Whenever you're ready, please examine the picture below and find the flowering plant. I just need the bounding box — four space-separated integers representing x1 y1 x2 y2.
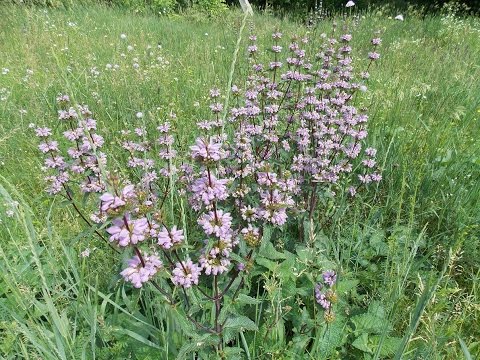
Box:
34 26 382 356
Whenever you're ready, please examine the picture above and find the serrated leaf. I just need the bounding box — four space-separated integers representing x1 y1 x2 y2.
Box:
236 294 262 305
370 335 402 357
336 279 359 294
223 347 244 359
352 333 372 354
277 257 296 281
224 315 258 332
114 328 162 350
262 226 273 244
175 333 218 360
259 240 286 260
315 313 347 357
255 257 278 271
351 302 389 335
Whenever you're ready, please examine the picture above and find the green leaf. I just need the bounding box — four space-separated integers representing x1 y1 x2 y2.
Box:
351 301 388 335
369 229 388 256
277 257 296 281
255 257 278 272
259 241 286 260
370 336 402 357
352 333 372 354
114 328 162 350
336 279 359 294
315 313 347 357
175 333 218 360
223 315 258 332
236 294 262 305
262 225 273 244
223 347 244 359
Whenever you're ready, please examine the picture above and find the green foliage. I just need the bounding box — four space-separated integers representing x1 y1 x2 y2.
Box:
114 0 177 14
194 0 227 16
0 3 479 359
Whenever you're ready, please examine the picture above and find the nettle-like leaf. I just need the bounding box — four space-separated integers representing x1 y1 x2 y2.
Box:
315 312 349 358
259 240 286 260
255 256 278 272
223 314 258 345
368 229 388 256
370 335 402 357
235 293 263 306
336 278 360 295
351 301 391 336
352 333 402 357
223 315 258 332
352 332 371 354
222 347 244 359
175 333 220 360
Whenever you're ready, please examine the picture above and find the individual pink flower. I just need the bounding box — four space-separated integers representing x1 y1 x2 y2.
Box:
190 137 224 162
100 185 135 212
199 252 230 275
198 209 232 238
106 216 149 246
171 259 201 288
157 225 184 249
121 253 163 288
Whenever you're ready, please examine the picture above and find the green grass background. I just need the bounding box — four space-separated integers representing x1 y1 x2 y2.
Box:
0 4 479 359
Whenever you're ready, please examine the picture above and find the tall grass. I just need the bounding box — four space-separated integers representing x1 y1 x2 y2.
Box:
0 3 479 358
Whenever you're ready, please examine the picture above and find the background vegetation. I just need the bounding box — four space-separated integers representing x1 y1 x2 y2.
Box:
0 2 479 359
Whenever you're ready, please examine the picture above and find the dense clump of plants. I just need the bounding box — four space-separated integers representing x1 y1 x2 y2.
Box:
31 21 388 357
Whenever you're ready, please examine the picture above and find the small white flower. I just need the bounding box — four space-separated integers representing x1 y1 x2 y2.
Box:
120 33 127 40
2 68 9 75
204 32 208 36
346 1 355 7
395 14 404 21
136 112 144 119
80 248 91 258
6 210 14 217
127 45 134 52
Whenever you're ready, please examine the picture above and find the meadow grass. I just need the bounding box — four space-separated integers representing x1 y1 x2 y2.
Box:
0 3 479 359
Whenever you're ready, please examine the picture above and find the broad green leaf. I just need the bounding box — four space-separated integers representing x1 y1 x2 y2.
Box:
223 315 258 332
236 294 263 305
352 333 372 354
315 313 348 358
352 302 388 335
259 240 286 260
336 279 359 294
175 333 218 360
223 347 244 359
114 328 162 350
370 336 402 357
255 257 278 272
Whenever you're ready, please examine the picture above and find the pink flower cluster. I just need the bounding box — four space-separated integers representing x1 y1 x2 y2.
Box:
34 29 382 304
34 96 106 194
121 253 163 288
315 270 337 310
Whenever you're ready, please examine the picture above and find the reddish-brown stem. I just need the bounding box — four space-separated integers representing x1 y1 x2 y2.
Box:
133 246 146 267
61 184 120 254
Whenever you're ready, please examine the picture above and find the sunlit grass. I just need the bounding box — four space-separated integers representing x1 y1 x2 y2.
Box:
0 3 479 358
